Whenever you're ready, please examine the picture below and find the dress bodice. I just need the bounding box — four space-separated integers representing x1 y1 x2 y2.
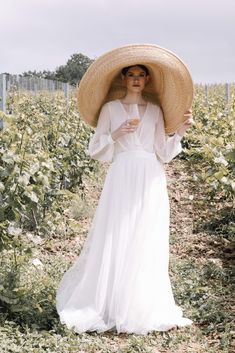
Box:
88 99 182 163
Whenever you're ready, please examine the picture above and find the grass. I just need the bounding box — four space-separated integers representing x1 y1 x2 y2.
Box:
0 159 234 353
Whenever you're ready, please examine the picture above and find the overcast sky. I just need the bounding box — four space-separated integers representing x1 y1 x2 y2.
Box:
0 0 234 83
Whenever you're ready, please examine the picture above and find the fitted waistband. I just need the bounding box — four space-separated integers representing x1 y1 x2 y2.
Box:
113 150 157 162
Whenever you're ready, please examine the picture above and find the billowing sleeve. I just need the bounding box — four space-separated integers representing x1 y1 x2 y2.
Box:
88 103 115 162
154 107 183 163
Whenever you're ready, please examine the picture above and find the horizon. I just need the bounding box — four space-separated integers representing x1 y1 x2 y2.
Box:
0 0 234 84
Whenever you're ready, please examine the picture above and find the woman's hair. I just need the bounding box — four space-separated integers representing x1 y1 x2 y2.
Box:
121 64 149 76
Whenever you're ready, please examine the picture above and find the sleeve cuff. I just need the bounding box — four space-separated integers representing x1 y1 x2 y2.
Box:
174 132 183 142
107 134 115 144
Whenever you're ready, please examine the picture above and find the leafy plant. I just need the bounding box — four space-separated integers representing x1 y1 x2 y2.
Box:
0 92 98 311
0 92 97 239
183 84 235 201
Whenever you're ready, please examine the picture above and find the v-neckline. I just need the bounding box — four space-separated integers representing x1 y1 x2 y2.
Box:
117 99 149 122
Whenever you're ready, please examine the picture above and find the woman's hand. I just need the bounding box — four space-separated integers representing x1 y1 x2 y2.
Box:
177 109 194 137
111 120 139 141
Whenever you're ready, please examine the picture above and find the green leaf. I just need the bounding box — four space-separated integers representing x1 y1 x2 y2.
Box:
24 191 39 203
7 225 22 236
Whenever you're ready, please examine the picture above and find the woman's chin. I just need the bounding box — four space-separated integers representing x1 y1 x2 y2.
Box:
128 87 143 93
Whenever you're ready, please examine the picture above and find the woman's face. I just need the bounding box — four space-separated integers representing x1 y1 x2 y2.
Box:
122 66 149 93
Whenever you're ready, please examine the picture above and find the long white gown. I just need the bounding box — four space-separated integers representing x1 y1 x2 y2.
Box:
56 99 192 334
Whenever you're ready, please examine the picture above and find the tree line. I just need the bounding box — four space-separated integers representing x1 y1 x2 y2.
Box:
22 53 93 86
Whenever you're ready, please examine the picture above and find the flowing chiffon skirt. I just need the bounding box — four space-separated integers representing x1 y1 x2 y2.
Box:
56 150 192 334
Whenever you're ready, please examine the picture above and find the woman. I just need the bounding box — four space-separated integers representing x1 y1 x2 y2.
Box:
56 44 194 334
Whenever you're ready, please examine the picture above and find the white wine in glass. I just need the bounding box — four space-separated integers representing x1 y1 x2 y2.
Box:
128 104 140 126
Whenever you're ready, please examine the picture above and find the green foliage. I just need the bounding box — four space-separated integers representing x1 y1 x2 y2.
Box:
171 257 233 352
0 92 97 241
22 53 93 85
0 249 66 329
55 53 93 85
183 84 235 201
0 91 98 315
22 69 56 80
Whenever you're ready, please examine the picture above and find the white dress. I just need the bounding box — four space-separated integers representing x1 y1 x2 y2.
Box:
56 99 192 334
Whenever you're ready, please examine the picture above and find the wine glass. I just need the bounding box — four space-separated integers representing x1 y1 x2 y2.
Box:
128 104 140 126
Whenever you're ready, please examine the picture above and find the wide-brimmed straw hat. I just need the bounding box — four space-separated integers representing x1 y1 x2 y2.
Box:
77 43 194 134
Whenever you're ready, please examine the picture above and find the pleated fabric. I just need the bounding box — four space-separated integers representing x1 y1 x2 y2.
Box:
56 150 192 334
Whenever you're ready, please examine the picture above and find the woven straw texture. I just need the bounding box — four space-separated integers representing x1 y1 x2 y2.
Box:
77 44 194 134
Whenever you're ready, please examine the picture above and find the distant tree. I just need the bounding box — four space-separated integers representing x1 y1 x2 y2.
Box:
54 53 93 85
22 70 56 80
22 53 93 85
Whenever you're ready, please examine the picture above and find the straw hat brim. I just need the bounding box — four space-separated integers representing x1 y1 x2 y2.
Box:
77 44 194 134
